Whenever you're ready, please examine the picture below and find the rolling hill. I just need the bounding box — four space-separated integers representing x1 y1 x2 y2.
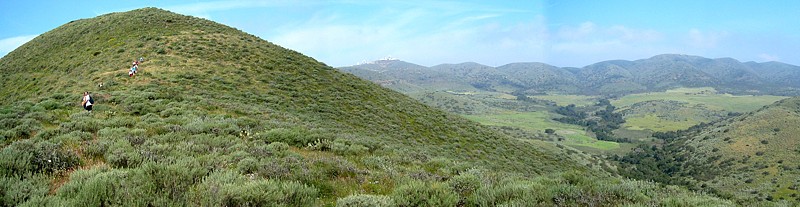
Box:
339 54 800 96
0 7 732 206
617 97 800 204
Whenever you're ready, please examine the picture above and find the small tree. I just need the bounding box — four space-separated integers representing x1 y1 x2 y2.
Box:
545 129 556 135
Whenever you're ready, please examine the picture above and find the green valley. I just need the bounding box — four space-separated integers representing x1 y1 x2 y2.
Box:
340 50 797 206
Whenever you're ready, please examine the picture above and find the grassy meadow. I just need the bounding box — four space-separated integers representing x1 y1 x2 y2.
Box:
613 87 786 113
613 87 786 132
532 94 598 107
464 111 621 151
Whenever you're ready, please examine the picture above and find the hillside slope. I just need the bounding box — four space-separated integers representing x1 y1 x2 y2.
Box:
686 97 800 202
617 97 800 204
0 8 731 206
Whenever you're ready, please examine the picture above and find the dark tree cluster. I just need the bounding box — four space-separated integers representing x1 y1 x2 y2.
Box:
553 100 629 143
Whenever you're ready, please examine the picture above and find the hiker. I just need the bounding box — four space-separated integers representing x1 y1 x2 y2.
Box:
81 92 94 112
129 65 137 77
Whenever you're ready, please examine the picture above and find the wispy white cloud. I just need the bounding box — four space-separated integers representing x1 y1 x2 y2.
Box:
266 2 545 67
550 22 665 59
758 53 780 62
687 28 728 48
0 34 38 58
556 21 596 40
609 25 661 42
165 0 298 20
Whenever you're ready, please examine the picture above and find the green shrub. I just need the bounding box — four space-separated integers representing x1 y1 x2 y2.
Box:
104 116 138 128
548 183 582 206
160 107 183 117
187 170 247 206
257 156 305 180
265 141 290 157
35 99 63 110
17 195 70 207
310 157 359 179
331 139 368 156
32 128 60 140
447 172 481 199
237 157 258 174
56 167 147 206
11 118 42 138
0 174 51 206
138 161 208 203
221 179 319 206
468 179 546 206
31 141 80 174
184 116 240 136
391 181 458 207
105 143 142 168
82 139 108 158
336 194 394 207
60 115 100 133
255 128 317 147
51 131 93 144
0 140 35 176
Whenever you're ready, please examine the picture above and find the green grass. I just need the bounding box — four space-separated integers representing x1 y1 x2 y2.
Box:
613 87 786 113
532 94 598 107
612 87 786 132
624 114 699 132
464 111 620 151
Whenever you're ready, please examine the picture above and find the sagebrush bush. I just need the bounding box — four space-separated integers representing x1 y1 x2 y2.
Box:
266 141 290 157
237 157 258 174
331 139 369 156
448 172 481 199
256 128 316 147
391 181 459 207
17 195 70 207
336 194 395 207
31 141 80 174
32 128 60 140
104 142 142 168
0 174 50 206
468 179 546 206
221 179 319 206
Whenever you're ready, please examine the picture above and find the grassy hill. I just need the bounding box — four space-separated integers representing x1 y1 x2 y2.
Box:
340 60 477 93
0 7 732 206
686 97 800 203
613 87 786 132
616 97 800 204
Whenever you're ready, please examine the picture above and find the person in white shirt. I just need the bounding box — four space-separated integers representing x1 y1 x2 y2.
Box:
81 92 93 112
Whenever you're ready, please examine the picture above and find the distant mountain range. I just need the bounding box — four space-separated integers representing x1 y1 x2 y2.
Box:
339 54 800 96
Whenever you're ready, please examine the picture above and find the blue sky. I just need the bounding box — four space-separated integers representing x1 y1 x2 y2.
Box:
1 0 798 67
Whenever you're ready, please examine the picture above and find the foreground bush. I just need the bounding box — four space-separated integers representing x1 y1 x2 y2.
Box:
391 181 459 207
336 194 394 207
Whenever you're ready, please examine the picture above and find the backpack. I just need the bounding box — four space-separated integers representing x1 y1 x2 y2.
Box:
88 95 94 104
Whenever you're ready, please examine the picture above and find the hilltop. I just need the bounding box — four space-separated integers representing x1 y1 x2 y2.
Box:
0 8 731 206
339 55 800 96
